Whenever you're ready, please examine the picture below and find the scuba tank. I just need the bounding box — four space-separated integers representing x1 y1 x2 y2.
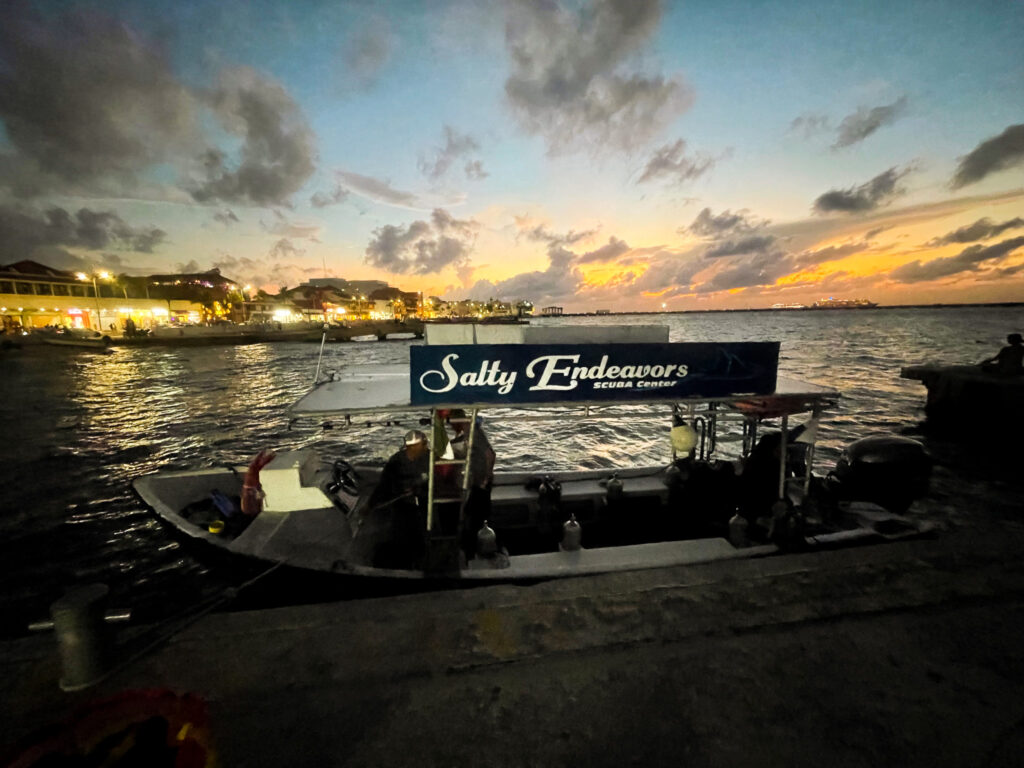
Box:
476 520 497 558
662 463 682 487
561 514 582 551
728 511 749 548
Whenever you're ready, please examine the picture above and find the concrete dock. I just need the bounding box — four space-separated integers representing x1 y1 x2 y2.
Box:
3 523 1024 767
901 364 1024 427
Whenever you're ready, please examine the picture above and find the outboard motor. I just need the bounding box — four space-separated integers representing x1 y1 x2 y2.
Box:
829 435 932 514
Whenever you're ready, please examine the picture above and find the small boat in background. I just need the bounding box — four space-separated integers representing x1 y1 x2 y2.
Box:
39 327 112 351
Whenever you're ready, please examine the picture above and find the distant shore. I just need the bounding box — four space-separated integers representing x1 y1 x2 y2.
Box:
545 301 1024 319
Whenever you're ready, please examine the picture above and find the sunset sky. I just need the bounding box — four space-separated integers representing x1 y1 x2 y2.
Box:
1 0 1022 311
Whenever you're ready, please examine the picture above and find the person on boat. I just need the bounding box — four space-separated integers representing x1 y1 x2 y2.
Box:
369 429 430 510
980 333 1024 374
369 429 430 568
449 409 496 559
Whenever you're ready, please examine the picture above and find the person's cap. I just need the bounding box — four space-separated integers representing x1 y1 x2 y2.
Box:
1009 333 1023 344
449 408 468 420
404 429 427 445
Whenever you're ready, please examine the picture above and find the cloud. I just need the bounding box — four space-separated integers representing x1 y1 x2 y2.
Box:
789 113 830 138
514 216 598 246
462 225 630 303
630 251 704 295
637 139 715 185
890 235 1024 283
575 236 631 264
337 170 420 208
269 238 305 261
213 209 240 226
813 166 913 214
951 123 1024 189
0 204 166 263
698 249 788 292
189 67 316 207
364 209 478 275
984 263 1024 280
310 185 350 208
0 6 201 197
464 160 489 180
342 16 393 88
419 125 485 181
504 0 692 154
467 242 581 304
926 216 1024 246
789 241 868 270
686 208 763 237
704 235 776 259
0 7 316 208
262 211 321 240
208 252 318 291
832 96 907 149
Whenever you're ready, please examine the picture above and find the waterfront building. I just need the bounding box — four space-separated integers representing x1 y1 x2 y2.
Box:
369 287 421 319
0 260 197 333
541 306 563 316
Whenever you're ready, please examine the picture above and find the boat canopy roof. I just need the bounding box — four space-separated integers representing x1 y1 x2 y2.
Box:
290 363 838 417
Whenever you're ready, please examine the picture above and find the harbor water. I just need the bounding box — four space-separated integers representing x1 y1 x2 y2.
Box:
1 307 1022 637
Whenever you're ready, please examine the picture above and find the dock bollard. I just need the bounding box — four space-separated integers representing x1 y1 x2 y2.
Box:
50 583 110 692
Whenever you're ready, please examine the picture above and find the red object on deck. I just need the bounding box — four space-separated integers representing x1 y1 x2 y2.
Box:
240 449 275 516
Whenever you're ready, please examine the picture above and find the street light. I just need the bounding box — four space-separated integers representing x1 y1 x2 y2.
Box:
77 271 110 331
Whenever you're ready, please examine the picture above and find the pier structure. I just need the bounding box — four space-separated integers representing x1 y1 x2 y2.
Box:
3 528 1024 766
901 364 1024 427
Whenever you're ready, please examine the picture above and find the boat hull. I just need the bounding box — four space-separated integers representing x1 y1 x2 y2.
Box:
134 457 934 591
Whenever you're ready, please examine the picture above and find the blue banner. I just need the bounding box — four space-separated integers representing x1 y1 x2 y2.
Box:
409 342 779 406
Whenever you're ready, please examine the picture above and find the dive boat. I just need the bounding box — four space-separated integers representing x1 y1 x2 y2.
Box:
133 325 934 587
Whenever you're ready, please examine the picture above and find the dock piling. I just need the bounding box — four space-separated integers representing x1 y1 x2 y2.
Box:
50 583 111 692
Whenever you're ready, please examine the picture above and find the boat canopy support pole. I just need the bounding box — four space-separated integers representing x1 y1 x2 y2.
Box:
312 324 328 385
777 414 788 501
426 408 437 532
458 408 479 532
802 406 821 496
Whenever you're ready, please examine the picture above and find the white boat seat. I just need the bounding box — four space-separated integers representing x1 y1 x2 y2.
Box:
259 450 329 512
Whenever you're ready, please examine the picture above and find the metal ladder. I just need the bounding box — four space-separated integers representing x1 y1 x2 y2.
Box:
424 408 478 566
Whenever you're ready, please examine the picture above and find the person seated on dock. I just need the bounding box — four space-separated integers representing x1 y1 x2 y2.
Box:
979 333 1024 375
368 430 430 567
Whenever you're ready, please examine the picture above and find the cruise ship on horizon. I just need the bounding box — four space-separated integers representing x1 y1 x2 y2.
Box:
807 297 878 309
